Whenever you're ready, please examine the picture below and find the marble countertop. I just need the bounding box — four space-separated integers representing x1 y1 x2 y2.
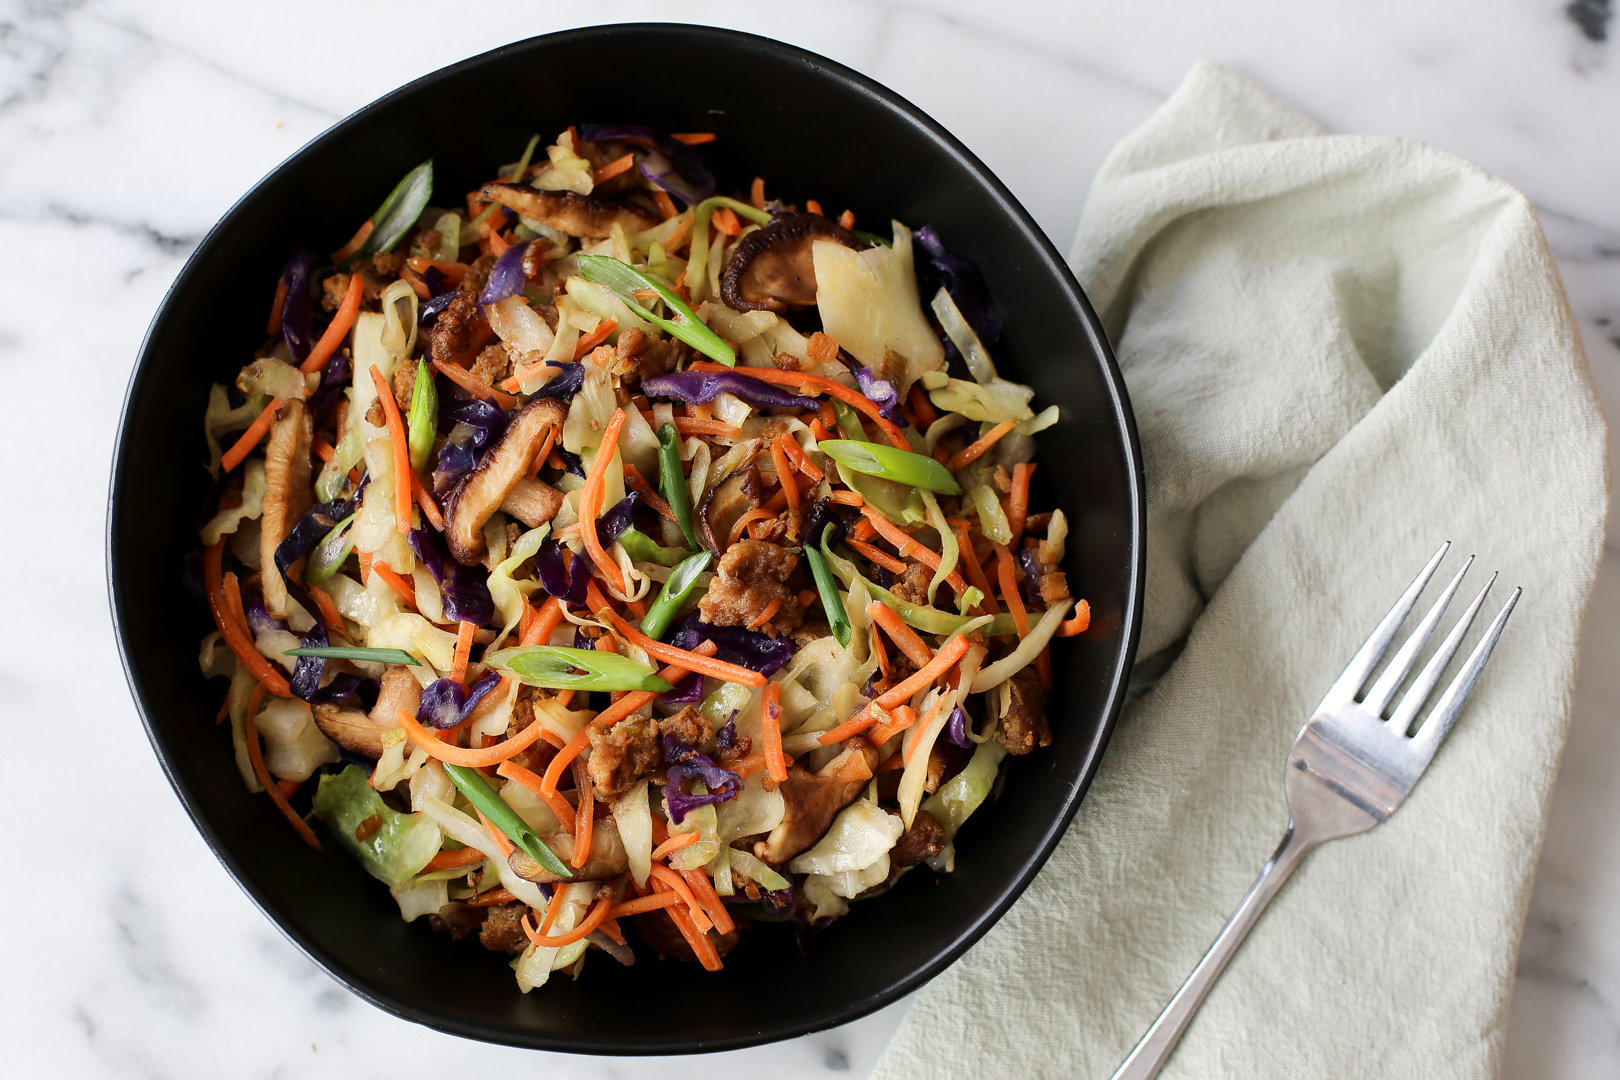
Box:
3 1 1615 1076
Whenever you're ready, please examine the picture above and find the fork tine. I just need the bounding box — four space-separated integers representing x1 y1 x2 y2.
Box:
1360 555 1475 717
1323 542 1451 705
1386 572 1496 734
1407 586 1521 761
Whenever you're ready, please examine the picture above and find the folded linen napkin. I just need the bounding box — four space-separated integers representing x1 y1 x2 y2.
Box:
871 62 1607 1079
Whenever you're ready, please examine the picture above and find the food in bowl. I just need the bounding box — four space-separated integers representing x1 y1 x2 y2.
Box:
192 124 1088 991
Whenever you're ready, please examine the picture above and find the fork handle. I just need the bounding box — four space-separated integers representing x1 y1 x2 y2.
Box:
1108 824 1318 1080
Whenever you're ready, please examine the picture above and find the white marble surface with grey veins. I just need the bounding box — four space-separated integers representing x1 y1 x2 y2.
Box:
1 1 1616 1076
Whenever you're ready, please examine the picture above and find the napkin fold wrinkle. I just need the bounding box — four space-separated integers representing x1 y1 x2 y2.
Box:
871 62 1607 1080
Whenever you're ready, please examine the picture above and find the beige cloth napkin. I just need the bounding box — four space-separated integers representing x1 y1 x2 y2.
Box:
870 62 1607 1079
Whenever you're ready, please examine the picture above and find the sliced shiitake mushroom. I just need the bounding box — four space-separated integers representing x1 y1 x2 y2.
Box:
506 818 628 883
260 398 312 620
719 212 865 314
312 665 422 757
480 183 659 239
443 396 567 565
499 476 564 530
698 465 765 554
753 739 879 865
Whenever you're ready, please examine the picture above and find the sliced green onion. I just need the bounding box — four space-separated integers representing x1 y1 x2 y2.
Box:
851 229 892 248
619 527 691 568
808 526 852 647
442 763 573 879
406 359 438 472
357 160 434 260
303 512 357 586
484 645 673 692
640 550 712 642
687 197 773 302
867 580 1013 637
819 439 962 496
283 646 421 666
576 254 736 367
831 399 868 442
658 422 702 551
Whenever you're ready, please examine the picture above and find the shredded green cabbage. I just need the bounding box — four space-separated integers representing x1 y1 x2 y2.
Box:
312 765 442 887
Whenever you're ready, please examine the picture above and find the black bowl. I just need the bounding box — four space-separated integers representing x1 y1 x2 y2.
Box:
108 23 1144 1055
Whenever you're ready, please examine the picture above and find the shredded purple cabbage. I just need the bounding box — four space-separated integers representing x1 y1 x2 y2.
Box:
308 673 378 707
421 266 449 297
534 536 590 606
915 225 1002 349
529 360 584 402
577 126 717 206
410 528 496 626
478 240 530 306
714 713 739 754
279 248 317 365
661 738 741 823
419 291 459 326
416 671 502 729
669 611 795 676
432 436 478 498
268 488 367 701
802 496 847 553
433 396 510 496
659 672 704 705
555 447 585 477
641 370 819 412
243 589 285 635
442 396 509 450
573 625 593 650
944 707 972 748
596 492 640 549
872 565 896 589
1017 545 1043 608
308 351 351 432
855 367 900 419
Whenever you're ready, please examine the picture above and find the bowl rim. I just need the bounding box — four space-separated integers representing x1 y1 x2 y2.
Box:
107 21 1145 1055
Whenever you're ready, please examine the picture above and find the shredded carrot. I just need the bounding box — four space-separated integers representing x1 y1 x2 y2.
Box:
622 463 677 521
311 434 335 463
411 473 445 530
521 595 566 647
304 582 344 632
303 272 363 374
775 432 822 483
867 601 933 668
205 545 292 697
681 868 735 935
954 521 1000 616
945 420 1018 474
592 152 635 185
848 537 908 575
331 218 374 263
761 682 788 782
432 357 519 409
650 831 700 860
398 265 431 299
769 436 799 511
496 761 575 832
571 757 595 869
216 690 231 724
838 209 856 230
653 189 679 220
609 891 682 918
573 318 617 361
806 332 840 364
711 207 741 236
589 641 719 728
451 621 476 685
649 865 713 933
368 365 414 534
828 489 865 507
995 543 1031 638
860 507 971 595
746 599 782 631
596 607 767 688
806 199 824 216
530 424 558 479
220 398 285 473
357 549 373 584
405 257 469 283
597 915 626 944
670 132 717 145
396 707 549 768
642 411 745 439
422 846 488 873
869 704 917 747
539 884 567 936
538 727 567 750
477 808 516 859
1056 599 1092 637
729 507 774 548
851 516 876 542
1036 645 1052 693
527 896 612 948
904 694 953 764
1008 463 1035 543
266 275 289 336
876 752 905 772
244 694 322 850
370 560 416 608
540 726 592 797
579 408 629 594
466 887 519 907
689 361 910 450
749 177 766 209
818 633 972 744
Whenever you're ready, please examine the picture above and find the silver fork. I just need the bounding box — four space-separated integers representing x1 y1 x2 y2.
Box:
1109 542 1521 1080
